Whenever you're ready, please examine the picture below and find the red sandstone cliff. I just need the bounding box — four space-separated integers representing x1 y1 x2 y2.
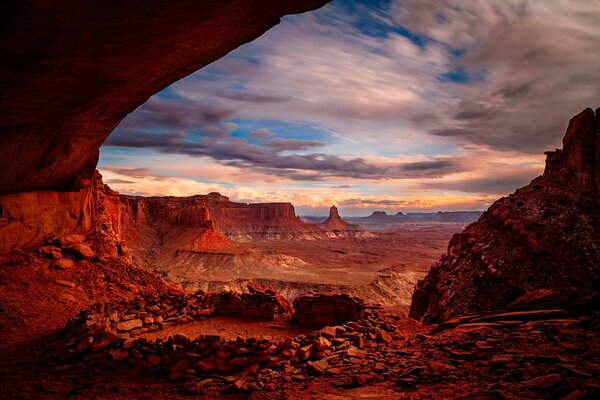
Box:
409 108 600 323
177 207 238 253
119 193 315 243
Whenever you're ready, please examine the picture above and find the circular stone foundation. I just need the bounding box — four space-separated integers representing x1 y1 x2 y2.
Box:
64 287 399 381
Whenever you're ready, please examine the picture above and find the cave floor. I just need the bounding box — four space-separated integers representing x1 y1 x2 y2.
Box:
130 315 313 342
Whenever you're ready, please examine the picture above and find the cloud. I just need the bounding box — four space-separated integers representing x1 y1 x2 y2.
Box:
100 0 599 210
251 128 274 138
265 138 326 152
331 184 352 189
107 115 468 181
100 165 493 214
392 0 600 151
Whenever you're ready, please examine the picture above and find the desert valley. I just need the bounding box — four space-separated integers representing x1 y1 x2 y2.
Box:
1 1 599 399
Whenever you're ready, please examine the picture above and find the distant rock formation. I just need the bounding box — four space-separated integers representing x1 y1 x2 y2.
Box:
410 108 600 323
320 206 373 238
322 206 351 230
120 194 317 242
367 211 390 219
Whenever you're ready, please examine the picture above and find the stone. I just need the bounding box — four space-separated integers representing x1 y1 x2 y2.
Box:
59 234 86 248
170 359 190 373
376 330 392 344
147 354 162 366
244 364 260 374
110 349 129 362
89 333 118 352
55 279 76 288
352 374 374 387
522 374 562 389
282 348 297 357
320 326 337 339
314 336 331 351
54 258 74 270
59 293 76 303
116 319 143 332
308 359 330 374
169 371 185 381
198 359 218 372
69 244 95 259
39 245 62 259
75 336 94 353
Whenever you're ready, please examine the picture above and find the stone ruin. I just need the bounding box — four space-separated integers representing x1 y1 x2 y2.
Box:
63 287 400 380
292 293 365 327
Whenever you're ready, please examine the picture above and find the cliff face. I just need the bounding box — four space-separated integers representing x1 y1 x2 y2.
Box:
0 185 97 252
409 108 600 323
0 0 330 196
119 193 312 242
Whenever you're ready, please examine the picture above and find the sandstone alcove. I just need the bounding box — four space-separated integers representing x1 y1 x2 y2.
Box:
0 0 330 196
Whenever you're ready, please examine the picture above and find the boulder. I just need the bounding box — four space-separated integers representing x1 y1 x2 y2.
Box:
69 244 95 259
115 319 143 332
59 234 86 248
54 258 74 270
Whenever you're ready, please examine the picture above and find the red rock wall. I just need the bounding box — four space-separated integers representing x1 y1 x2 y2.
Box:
0 0 330 196
0 185 96 253
119 194 312 237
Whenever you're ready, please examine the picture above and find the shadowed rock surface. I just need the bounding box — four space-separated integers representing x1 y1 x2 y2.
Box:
0 0 330 195
410 108 600 323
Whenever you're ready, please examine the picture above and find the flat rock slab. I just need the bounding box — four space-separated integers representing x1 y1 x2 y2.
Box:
116 319 143 332
55 279 76 288
522 373 562 389
470 309 567 323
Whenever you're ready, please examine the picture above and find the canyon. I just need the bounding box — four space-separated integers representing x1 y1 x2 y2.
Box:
1 109 598 399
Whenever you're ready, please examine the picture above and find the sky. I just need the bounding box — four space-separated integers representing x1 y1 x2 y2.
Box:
98 0 600 216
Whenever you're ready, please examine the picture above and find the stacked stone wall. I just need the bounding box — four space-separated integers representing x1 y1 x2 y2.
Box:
64 289 399 380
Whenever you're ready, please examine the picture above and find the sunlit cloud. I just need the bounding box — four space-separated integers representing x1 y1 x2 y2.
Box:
99 0 600 213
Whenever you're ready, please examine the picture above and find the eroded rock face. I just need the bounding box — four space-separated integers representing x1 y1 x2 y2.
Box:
409 108 600 323
0 182 97 252
0 0 330 195
178 207 239 253
120 193 313 243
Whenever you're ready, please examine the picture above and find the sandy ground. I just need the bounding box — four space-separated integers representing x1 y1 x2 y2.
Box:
257 226 457 275
135 315 313 341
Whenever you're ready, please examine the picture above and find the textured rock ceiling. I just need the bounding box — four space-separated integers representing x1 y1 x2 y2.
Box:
0 0 329 195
